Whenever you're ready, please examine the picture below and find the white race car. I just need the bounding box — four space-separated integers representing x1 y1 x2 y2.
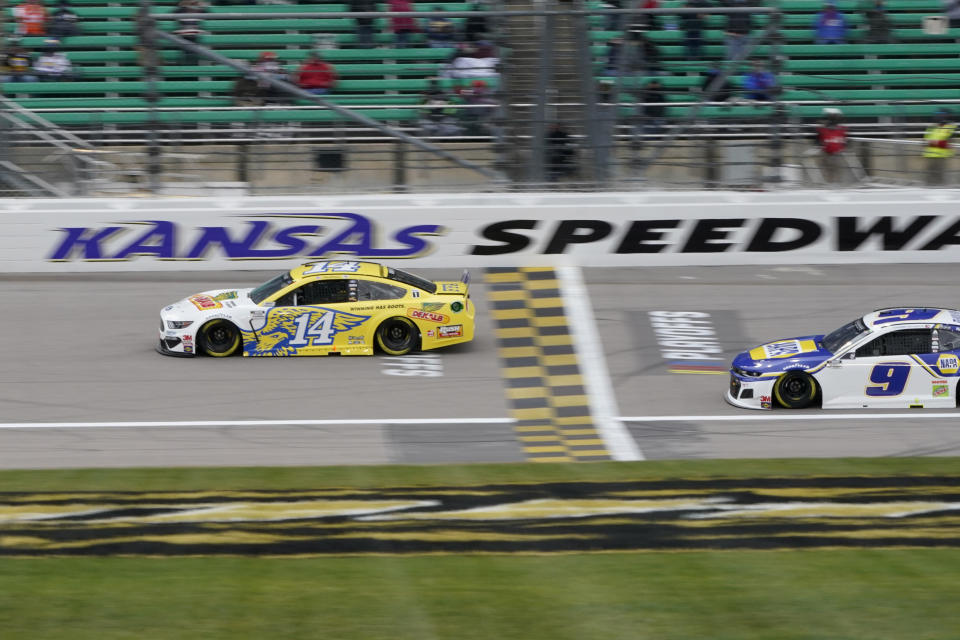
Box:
727 307 960 410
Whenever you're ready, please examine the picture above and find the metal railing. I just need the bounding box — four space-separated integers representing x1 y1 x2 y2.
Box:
4 0 960 195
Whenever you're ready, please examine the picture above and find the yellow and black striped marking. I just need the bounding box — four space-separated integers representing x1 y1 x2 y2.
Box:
3 475 960 556
485 267 610 462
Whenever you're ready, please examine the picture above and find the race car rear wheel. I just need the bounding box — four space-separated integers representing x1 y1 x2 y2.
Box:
376 317 419 356
773 371 817 409
199 319 241 357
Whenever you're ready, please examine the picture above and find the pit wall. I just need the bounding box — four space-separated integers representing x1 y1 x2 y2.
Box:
3 190 960 273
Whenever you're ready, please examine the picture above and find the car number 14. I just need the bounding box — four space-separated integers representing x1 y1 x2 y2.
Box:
290 313 335 346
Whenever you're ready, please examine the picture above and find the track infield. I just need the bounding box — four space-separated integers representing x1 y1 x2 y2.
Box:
2 458 960 640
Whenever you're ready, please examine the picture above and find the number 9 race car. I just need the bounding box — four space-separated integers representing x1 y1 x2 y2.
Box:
157 261 474 357
727 307 960 410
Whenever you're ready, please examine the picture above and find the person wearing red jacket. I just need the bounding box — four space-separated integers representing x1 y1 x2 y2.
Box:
389 0 418 48
296 53 338 95
815 108 851 184
13 0 48 36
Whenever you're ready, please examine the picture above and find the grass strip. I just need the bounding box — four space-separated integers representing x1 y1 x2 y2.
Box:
1 457 959 491
2 550 960 640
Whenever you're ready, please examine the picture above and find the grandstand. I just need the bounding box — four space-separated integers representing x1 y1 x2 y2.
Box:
1 0 959 193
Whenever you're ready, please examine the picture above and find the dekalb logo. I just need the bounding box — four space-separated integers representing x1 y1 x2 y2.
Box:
408 309 449 324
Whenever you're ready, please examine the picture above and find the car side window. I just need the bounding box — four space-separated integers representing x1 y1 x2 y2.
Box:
276 279 353 306
856 329 932 358
356 279 406 301
937 328 960 352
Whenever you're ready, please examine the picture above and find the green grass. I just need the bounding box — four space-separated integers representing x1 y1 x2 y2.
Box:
2 456 960 491
2 551 959 639
2 458 960 639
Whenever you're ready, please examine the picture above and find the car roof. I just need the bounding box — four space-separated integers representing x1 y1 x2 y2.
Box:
289 260 384 281
862 307 960 330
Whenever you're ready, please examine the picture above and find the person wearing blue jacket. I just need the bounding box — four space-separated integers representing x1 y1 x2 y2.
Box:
814 2 848 44
742 60 777 101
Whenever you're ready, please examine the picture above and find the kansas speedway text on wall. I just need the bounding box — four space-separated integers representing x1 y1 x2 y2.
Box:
4 190 960 272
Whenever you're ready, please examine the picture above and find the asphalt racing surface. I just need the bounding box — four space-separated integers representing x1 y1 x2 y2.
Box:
1 264 959 469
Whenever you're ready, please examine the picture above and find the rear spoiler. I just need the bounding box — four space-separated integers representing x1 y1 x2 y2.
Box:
461 269 470 285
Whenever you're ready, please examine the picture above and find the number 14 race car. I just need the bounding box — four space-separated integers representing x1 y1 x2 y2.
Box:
158 261 474 357
727 308 960 410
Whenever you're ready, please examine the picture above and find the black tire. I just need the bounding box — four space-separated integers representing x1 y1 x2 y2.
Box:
773 371 817 409
376 317 419 356
198 319 241 357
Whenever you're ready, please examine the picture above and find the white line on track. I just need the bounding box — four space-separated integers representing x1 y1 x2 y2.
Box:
556 264 644 461
621 413 960 422
0 418 515 430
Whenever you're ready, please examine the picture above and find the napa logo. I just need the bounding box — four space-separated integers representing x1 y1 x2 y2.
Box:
749 339 818 361
937 354 959 374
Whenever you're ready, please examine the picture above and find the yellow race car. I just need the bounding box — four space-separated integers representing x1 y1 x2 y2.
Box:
157 260 474 357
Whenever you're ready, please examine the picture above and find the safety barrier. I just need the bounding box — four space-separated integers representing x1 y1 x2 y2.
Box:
3 190 960 272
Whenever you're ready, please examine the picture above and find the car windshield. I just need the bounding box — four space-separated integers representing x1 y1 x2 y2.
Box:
385 267 437 294
822 317 869 353
249 271 293 304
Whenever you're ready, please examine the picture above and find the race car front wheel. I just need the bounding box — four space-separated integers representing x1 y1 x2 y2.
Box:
773 371 817 409
376 317 419 356
199 320 241 357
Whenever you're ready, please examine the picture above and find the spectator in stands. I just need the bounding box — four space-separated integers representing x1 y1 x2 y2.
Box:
924 109 957 186
252 51 289 102
628 0 660 36
463 2 490 42
389 0 419 49
1 46 37 82
426 7 457 47
13 0 47 37
443 44 499 80
604 0 622 32
604 37 627 75
640 78 668 134
815 108 850 183
701 64 734 103
47 2 80 41
630 32 664 75
419 81 461 136
945 0 960 29
349 0 377 49
457 79 498 136
723 0 752 61
173 0 207 65
863 0 894 44
233 74 263 107
742 60 777 101
681 0 713 60
546 123 577 182
33 47 74 81
296 53 338 95
814 2 848 45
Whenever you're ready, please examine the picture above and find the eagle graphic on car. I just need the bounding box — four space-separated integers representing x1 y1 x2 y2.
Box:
241 307 370 356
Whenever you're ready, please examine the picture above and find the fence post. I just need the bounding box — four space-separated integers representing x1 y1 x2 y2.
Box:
138 0 163 194
393 140 408 192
